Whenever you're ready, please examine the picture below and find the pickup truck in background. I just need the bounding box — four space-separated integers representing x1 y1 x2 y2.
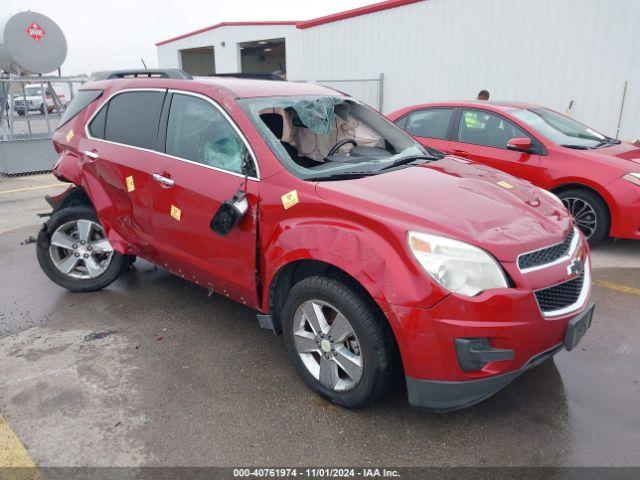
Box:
13 83 66 115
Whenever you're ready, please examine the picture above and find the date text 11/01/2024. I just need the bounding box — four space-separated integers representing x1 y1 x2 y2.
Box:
233 468 400 477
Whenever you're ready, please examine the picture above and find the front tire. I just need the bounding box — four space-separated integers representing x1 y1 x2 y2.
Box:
282 275 397 408
557 188 609 246
37 207 126 292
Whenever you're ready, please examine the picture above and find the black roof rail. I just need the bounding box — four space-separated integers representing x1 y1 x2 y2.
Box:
101 69 193 80
209 73 284 81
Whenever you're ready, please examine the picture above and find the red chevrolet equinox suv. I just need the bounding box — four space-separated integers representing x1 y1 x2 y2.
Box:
37 70 594 411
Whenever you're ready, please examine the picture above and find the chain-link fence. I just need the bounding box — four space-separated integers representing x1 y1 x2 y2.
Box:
0 76 87 179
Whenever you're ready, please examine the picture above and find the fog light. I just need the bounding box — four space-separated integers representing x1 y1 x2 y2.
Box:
454 338 515 372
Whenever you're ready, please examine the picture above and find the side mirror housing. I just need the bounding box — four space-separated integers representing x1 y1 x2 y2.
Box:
210 190 249 236
506 137 534 153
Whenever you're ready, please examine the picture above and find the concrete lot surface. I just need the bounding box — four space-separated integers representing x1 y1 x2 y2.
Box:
0 174 639 467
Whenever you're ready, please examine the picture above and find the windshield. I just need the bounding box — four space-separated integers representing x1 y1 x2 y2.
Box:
511 107 609 149
238 95 439 180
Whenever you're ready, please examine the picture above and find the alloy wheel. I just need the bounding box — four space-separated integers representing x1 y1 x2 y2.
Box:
561 197 597 239
292 299 363 391
48 219 114 279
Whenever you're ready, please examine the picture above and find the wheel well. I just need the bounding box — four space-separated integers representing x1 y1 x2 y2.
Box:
551 183 610 215
55 187 94 212
268 259 403 376
269 260 382 331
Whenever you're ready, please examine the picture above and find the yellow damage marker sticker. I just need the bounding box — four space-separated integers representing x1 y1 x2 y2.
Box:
281 190 299 210
170 205 182 221
497 180 514 189
0 415 39 471
126 176 135 192
65 129 74 142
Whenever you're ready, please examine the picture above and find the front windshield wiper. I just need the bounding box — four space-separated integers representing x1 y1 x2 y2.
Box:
307 171 382 181
308 152 440 181
423 146 446 159
379 154 439 170
560 144 592 150
594 137 622 148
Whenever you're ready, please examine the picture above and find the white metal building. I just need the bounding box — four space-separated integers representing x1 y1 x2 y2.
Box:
156 0 640 140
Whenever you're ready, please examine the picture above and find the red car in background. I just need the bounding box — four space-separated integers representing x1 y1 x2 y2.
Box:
389 102 640 245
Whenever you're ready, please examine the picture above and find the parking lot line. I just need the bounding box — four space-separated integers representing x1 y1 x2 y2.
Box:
0 415 37 468
593 279 640 297
0 184 65 195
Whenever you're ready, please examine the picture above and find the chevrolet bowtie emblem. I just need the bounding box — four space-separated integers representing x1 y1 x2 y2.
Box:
567 257 584 277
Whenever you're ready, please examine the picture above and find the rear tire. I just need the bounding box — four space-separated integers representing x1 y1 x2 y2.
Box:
557 188 609 246
37 207 126 292
282 275 397 408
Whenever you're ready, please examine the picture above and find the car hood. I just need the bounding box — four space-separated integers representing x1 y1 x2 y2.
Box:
315 157 573 262
580 141 640 167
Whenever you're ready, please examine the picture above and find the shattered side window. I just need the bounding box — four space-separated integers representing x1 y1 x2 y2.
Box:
166 93 246 175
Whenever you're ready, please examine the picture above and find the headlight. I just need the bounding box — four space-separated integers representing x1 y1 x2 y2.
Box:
407 231 509 296
623 173 640 187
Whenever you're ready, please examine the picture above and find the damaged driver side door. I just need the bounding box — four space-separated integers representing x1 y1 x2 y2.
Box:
149 91 260 308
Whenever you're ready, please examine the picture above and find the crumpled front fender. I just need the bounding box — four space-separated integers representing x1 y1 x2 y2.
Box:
261 220 448 318
261 221 448 370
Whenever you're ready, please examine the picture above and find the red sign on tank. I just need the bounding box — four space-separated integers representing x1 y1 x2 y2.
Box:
26 22 46 42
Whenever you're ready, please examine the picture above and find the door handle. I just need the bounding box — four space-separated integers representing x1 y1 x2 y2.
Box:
83 150 98 160
152 173 175 187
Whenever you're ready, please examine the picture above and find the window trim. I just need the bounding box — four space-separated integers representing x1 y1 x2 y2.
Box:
85 87 260 181
398 106 457 141
453 107 547 155
86 87 167 150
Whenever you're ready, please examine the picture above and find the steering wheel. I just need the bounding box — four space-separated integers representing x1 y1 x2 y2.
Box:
326 139 358 157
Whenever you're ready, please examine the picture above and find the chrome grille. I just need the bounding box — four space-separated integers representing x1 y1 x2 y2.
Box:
518 228 575 271
535 271 585 314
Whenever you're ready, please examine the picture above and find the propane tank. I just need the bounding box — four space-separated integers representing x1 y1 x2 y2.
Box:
0 11 67 75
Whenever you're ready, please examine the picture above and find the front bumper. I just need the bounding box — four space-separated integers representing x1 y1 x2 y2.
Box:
389 265 593 410
403 301 594 411
406 343 563 412
607 176 640 239
406 301 594 411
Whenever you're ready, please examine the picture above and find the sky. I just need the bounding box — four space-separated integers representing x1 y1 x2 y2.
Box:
3 0 374 76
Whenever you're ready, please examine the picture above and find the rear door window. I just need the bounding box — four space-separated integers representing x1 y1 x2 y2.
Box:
58 89 102 127
403 108 454 140
165 93 249 175
101 91 165 150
